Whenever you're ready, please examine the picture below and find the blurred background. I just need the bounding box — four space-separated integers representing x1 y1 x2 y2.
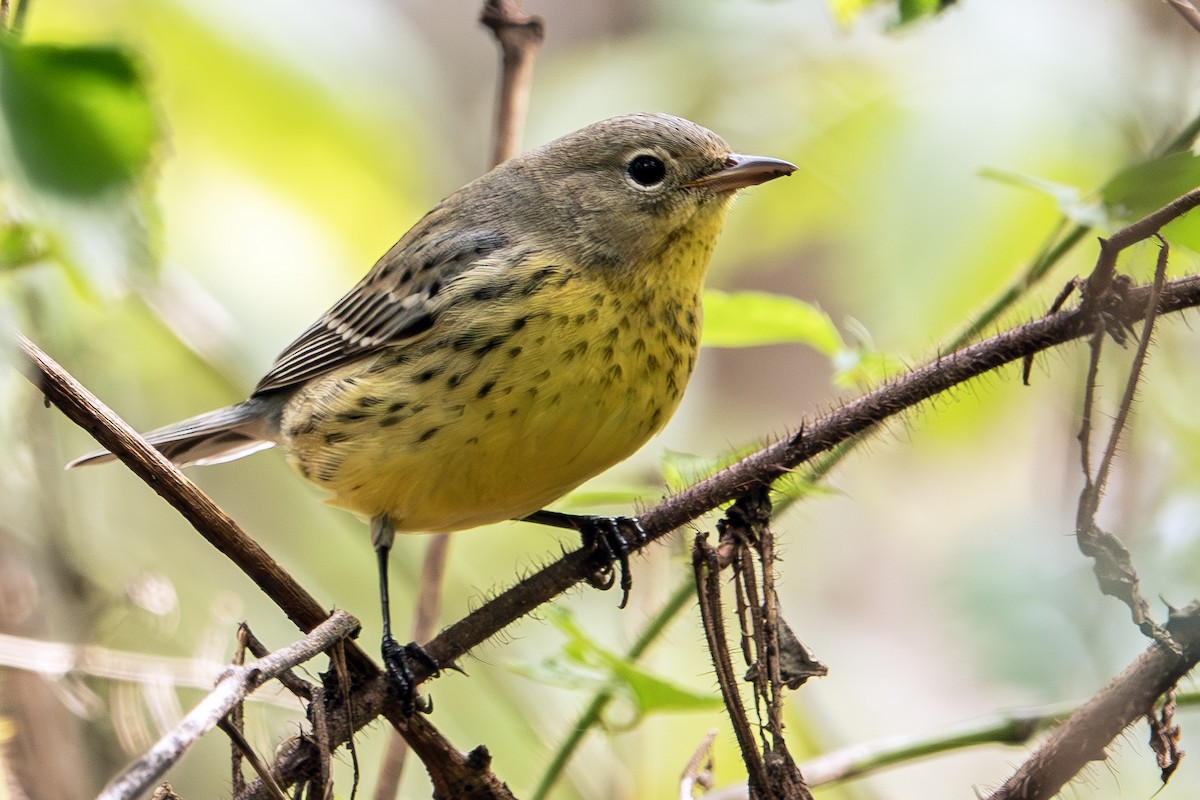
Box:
3 0 1200 797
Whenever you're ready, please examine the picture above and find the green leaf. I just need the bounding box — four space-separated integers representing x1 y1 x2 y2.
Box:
605 657 722 714
554 485 656 510
0 40 156 195
529 608 720 718
1102 152 1200 220
702 289 844 355
661 446 750 492
0 221 49 269
897 0 945 24
833 348 905 388
979 167 1107 228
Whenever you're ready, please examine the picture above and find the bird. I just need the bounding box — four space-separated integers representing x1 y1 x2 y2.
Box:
70 112 796 711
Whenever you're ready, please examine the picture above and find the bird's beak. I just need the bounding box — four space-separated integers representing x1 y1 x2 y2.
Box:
685 153 797 192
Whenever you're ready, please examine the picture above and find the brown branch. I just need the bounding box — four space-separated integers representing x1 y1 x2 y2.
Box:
1165 0 1200 34
217 717 287 800
13 331 366 658
1072 240 1172 640
985 602 1200 800
694 533 767 794
481 0 544 166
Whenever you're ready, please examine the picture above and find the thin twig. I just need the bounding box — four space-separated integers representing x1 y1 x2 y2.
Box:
309 685 333 800
218 717 288 800
97 610 359 800
679 729 718 799
693 534 768 794
1072 240 1173 641
1094 238 1168 496
0 631 296 707
230 626 249 796
481 0 544 166
240 623 314 701
1165 0 1200 34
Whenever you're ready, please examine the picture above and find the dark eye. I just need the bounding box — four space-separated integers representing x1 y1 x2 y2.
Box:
627 154 667 187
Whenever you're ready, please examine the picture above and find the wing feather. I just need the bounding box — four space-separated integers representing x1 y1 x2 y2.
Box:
253 225 509 395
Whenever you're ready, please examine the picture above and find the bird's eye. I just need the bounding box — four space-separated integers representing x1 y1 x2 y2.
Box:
626 154 667 187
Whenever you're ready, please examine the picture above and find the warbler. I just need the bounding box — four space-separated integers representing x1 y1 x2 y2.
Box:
72 113 795 709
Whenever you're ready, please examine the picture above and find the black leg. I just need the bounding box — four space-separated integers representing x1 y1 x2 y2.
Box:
520 509 648 607
372 515 438 715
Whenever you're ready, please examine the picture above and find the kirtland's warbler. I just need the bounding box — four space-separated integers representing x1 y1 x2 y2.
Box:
72 113 795 710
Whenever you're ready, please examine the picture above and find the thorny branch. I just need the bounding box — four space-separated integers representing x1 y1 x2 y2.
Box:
1073 237 1173 642
480 0 543 166
715 490 812 800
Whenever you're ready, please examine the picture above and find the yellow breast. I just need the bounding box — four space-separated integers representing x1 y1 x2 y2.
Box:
278 214 722 532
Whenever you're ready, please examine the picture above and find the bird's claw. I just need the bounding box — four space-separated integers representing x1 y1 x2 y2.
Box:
576 515 647 608
381 635 439 715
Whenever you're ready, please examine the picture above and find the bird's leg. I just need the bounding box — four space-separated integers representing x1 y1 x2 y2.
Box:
371 514 439 715
521 509 648 608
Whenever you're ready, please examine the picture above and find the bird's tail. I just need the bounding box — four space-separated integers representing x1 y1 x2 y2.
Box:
67 399 276 469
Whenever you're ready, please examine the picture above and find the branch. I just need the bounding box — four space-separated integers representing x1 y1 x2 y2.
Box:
985 602 1200 800
1165 0 1200 35
480 0 544 166
97 610 359 800
12 331 367 660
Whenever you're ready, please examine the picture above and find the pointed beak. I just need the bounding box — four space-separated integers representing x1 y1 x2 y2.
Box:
685 153 797 192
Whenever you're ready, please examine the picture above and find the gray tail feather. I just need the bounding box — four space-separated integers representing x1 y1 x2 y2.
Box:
67 400 276 469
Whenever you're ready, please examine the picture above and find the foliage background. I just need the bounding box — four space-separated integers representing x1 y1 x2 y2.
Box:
2 0 1200 798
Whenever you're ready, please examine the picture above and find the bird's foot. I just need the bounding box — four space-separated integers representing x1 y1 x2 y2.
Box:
381 635 439 715
575 515 648 608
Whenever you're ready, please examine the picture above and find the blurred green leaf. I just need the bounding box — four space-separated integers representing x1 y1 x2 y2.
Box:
897 0 947 24
661 447 745 492
0 40 156 195
1102 152 1200 218
979 167 1108 228
1102 152 1200 252
702 289 844 354
0 221 48 269
833 348 905 388
556 485 657 510
525 608 720 718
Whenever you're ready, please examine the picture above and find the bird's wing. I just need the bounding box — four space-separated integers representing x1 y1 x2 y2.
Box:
253 225 510 395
